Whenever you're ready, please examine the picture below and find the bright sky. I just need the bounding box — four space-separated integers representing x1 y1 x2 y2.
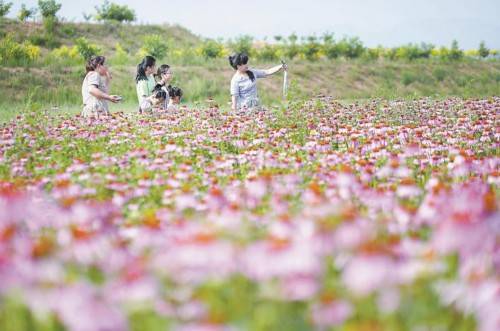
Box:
8 0 500 48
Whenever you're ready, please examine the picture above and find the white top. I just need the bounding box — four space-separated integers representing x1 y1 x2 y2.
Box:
230 69 267 109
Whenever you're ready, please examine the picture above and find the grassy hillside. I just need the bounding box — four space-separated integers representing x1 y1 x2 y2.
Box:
0 19 499 123
0 19 201 53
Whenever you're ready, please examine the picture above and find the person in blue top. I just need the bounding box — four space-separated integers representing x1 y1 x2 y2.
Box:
229 53 286 112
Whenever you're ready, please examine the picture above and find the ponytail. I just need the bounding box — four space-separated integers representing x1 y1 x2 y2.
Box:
228 53 255 82
136 56 156 83
156 64 171 82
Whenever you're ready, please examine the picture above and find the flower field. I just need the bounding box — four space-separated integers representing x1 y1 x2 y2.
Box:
0 97 498 331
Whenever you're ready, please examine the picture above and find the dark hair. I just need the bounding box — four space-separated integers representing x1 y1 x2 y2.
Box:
228 53 254 81
136 56 156 83
167 85 183 98
151 84 167 100
86 55 106 73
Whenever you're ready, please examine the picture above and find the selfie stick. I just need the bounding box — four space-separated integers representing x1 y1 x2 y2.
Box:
281 60 288 100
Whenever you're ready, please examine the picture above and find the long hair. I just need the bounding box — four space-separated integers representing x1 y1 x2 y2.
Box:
156 64 171 81
228 53 255 81
136 56 156 83
86 55 105 74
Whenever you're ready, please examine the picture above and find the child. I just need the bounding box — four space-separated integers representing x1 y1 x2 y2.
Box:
167 86 183 111
81 55 121 118
136 56 157 110
139 84 167 113
156 64 173 108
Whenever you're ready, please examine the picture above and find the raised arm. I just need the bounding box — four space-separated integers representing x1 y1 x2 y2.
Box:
263 63 287 76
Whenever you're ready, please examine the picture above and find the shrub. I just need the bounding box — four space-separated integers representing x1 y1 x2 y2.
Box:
51 45 79 60
0 35 41 65
282 33 300 60
110 43 129 65
401 72 416 86
198 39 225 59
141 34 168 59
18 4 37 22
0 1 12 17
28 33 60 48
95 0 136 23
256 44 280 61
43 16 57 33
478 41 489 58
394 43 434 61
302 36 321 61
337 37 365 59
364 47 383 60
324 40 341 59
75 37 101 61
433 68 447 82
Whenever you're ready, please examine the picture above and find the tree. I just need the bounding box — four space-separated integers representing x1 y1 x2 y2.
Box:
95 1 136 23
448 40 463 61
82 12 93 22
0 1 12 17
38 0 61 33
478 41 490 58
38 0 61 19
18 4 37 22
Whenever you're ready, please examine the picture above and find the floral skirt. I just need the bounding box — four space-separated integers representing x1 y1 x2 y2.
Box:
82 98 109 118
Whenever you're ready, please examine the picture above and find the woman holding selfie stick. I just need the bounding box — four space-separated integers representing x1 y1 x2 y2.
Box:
81 55 121 118
229 52 287 112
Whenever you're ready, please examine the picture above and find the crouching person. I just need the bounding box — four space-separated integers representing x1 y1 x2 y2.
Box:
139 84 168 113
167 86 183 111
81 55 121 118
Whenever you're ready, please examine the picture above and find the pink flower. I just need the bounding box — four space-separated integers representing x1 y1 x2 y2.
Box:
311 300 353 328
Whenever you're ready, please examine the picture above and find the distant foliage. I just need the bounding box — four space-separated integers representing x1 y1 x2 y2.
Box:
38 0 61 34
82 12 93 22
18 4 37 22
255 44 281 61
198 39 225 59
141 34 168 59
322 33 341 59
302 36 321 61
0 1 12 17
478 41 489 58
0 34 41 65
283 33 301 60
448 40 464 61
337 37 365 59
38 0 61 19
392 43 434 61
229 35 254 55
51 45 79 60
110 43 129 65
75 37 101 61
95 1 136 23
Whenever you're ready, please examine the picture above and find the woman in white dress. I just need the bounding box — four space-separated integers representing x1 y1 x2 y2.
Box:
81 55 120 118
